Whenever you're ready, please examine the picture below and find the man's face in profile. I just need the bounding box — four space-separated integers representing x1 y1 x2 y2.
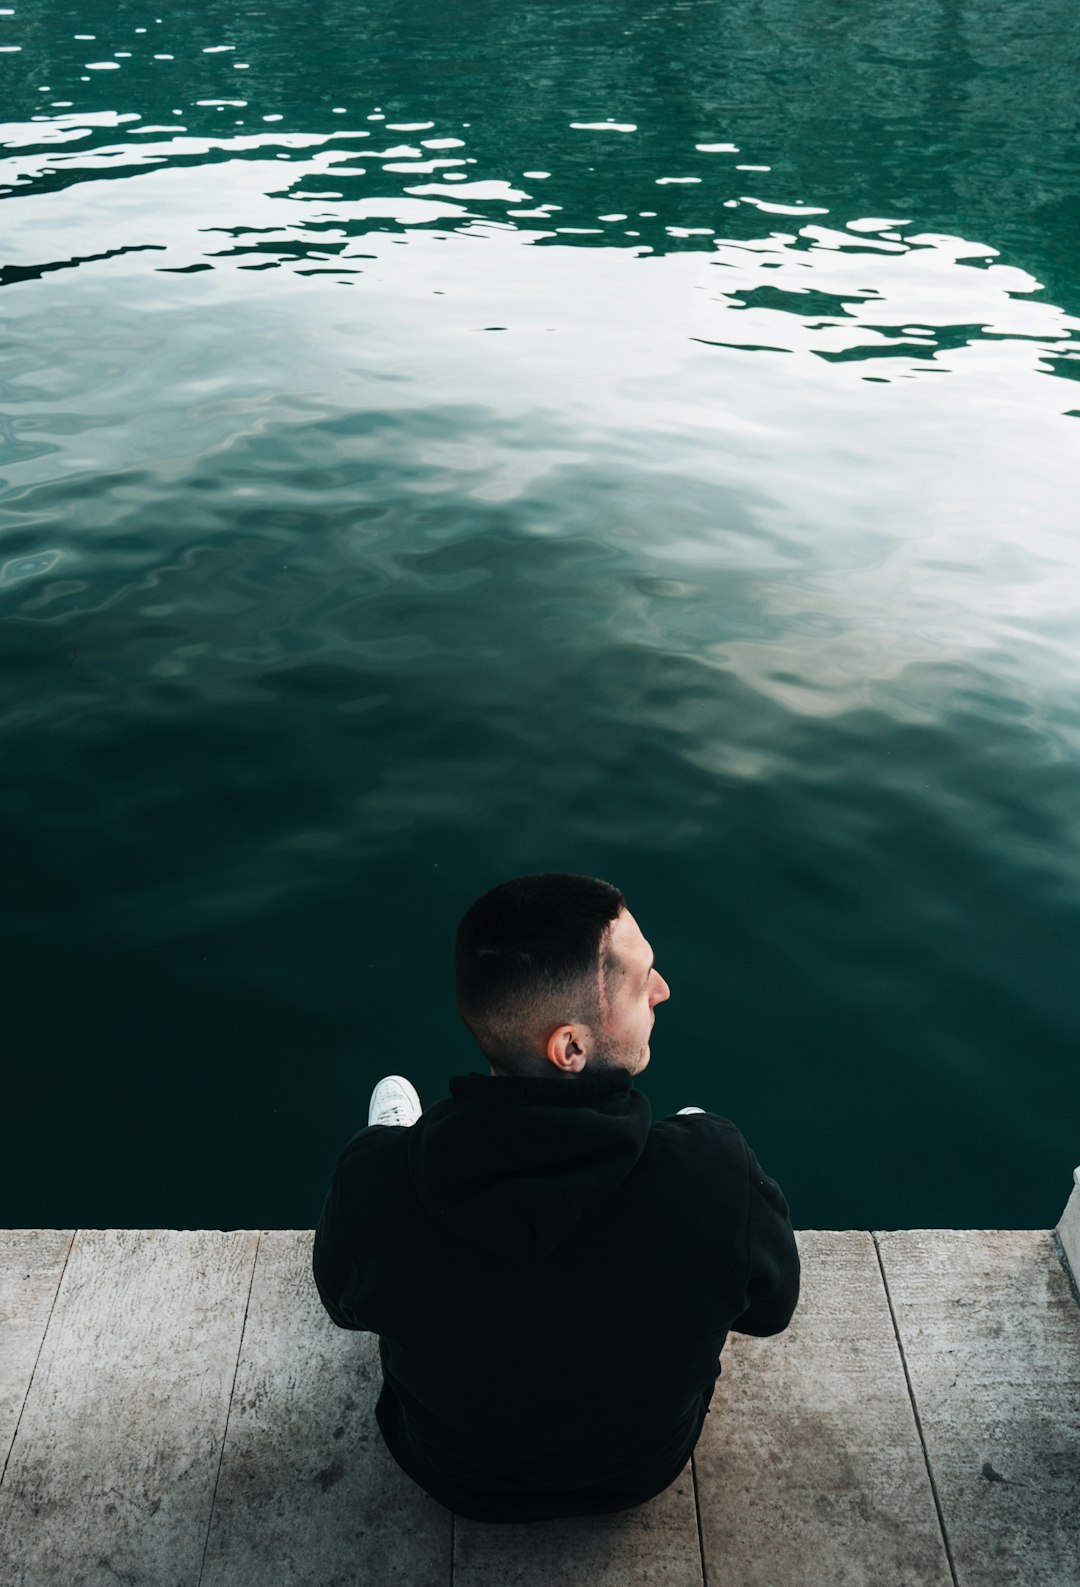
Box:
589 909 671 1076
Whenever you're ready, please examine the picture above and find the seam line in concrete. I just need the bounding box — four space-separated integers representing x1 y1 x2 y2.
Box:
872 1232 959 1587
691 1451 709 1587
196 1230 261 1587
0 1228 75 1494
449 1508 455 1587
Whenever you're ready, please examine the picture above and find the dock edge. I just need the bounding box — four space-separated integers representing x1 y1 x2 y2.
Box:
1055 1165 1080 1294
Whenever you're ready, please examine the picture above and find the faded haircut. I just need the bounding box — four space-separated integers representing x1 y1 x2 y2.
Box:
454 872 626 1073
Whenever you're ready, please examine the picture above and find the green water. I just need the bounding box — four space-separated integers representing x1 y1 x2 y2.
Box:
2 0 1079 1231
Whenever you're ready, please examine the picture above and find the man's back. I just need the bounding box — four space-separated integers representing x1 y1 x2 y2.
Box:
313 1067 799 1522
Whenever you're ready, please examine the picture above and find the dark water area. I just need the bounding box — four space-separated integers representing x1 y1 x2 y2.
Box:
2 0 1079 1231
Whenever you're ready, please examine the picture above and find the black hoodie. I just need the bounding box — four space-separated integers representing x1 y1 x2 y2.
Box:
312 1069 799 1522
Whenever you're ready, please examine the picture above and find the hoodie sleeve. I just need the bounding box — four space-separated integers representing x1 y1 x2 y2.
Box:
730 1141 800 1337
312 1152 367 1331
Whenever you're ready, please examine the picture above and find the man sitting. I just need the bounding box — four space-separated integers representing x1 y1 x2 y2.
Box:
313 871 800 1523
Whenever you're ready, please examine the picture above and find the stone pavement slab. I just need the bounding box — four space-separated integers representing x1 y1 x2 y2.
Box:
201 1229 451 1587
0 1228 258 1587
694 1230 953 1587
0 1229 72 1478
877 1230 1080 1587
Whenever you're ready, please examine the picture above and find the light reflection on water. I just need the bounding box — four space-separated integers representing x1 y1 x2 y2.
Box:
1 0 1079 1231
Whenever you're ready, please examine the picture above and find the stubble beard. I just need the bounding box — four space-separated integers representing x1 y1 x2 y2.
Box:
584 1036 646 1076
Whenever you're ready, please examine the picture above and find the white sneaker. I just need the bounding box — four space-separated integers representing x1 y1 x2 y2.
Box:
676 1106 705 1115
368 1074 423 1128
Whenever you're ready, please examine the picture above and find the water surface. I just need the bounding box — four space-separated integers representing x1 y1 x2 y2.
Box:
2 0 1079 1230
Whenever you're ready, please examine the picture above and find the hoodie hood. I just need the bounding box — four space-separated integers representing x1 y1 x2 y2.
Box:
407 1069 652 1265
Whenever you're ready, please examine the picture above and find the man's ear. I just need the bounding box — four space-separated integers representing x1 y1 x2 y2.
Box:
544 1024 588 1073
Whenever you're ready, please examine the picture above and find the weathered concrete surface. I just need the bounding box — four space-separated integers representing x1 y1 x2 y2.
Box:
878 1230 1080 1587
2 1227 1078 1587
1056 1167 1080 1287
0 1229 72 1479
695 1230 953 1587
201 1230 451 1587
454 1463 702 1587
0 1228 258 1587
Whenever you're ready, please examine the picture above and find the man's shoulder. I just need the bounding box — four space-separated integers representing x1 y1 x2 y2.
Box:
651 1109 747 1143
646 1110 751 1177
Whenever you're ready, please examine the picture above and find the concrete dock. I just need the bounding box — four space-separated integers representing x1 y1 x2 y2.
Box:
2 1199 1079 1585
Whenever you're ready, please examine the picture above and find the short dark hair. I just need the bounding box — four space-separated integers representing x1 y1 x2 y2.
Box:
455 873 626 1072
